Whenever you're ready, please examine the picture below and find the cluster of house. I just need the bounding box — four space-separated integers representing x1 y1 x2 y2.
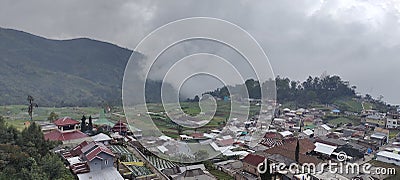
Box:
40 116 221 180
38 105 400 180
39 117 128 179
208 106 400 180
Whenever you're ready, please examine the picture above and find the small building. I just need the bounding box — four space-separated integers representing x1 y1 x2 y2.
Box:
237 154 265 179
279 130 293 138
301 129 314 138
365 114 386 127
386 113 399 129
112 120 127 135
190 133 205 139
376 151 400 166
314 142 337 156
80 142 115 172
314 124 331 137
371 127 389 145
179 134 193 141
37 121 57 133
216 138 235 147
65 141 123 180
91 133 112 146
370 133 387 146
215 160 243 177
332 109 341 115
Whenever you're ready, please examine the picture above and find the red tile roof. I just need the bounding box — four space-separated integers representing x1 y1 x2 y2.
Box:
84 143 114 161
44 130 88 141
303 117 314 122
53 117 80 126
217 138 235 147
264 145 320 165
191 133 204 139
264 132 279 138
282 138 316 154
70 162 90 174
242 154 265 167
112 120 127 132
70 141 90 157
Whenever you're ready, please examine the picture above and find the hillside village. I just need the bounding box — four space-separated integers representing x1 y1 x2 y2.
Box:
24 99 400 180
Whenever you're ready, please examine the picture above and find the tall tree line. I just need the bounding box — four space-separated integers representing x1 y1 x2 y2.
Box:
204 75 357 107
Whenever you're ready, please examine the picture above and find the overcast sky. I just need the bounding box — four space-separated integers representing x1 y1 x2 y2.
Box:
1 0 399 104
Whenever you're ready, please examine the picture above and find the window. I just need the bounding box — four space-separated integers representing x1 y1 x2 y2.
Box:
105 160 108 165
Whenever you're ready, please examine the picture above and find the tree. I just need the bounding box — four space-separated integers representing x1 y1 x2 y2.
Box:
295 139 300 163
193 95 200 102
81 115 87 132
0 120 72 179
47 112 58 122
88 116 93 132
176 124 183 135
27 95 38 121
40 154 73 179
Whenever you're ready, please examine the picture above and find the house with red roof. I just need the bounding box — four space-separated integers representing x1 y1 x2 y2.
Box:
80 142 115 172
235 154 265 179
263 138 320 165
112 120 127 135
44 117 89 144
63 141 123 179
217 138 235 147
190 132 205 139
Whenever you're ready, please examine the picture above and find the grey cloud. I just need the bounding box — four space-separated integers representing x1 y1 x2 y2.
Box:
0 0 399 104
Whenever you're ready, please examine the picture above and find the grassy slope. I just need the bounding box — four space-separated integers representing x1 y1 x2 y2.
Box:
334 99 363 112
1 105 109 130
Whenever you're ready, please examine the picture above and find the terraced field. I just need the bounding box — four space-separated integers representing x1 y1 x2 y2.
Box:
146 155 182 170
109 145 154 177
110 145 132 155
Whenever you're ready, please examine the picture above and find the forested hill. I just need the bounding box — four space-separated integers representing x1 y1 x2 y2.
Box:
0 27 133 106
204 75 391 112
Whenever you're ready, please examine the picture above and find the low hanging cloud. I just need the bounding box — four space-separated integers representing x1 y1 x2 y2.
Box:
0 0 399 104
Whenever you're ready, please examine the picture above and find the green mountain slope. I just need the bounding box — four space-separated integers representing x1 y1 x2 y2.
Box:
0 27 132 106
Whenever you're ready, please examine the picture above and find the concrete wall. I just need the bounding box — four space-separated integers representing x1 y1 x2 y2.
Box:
99 153 114 169
88 152 114 171
89 158 103 172
243 162 259 177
